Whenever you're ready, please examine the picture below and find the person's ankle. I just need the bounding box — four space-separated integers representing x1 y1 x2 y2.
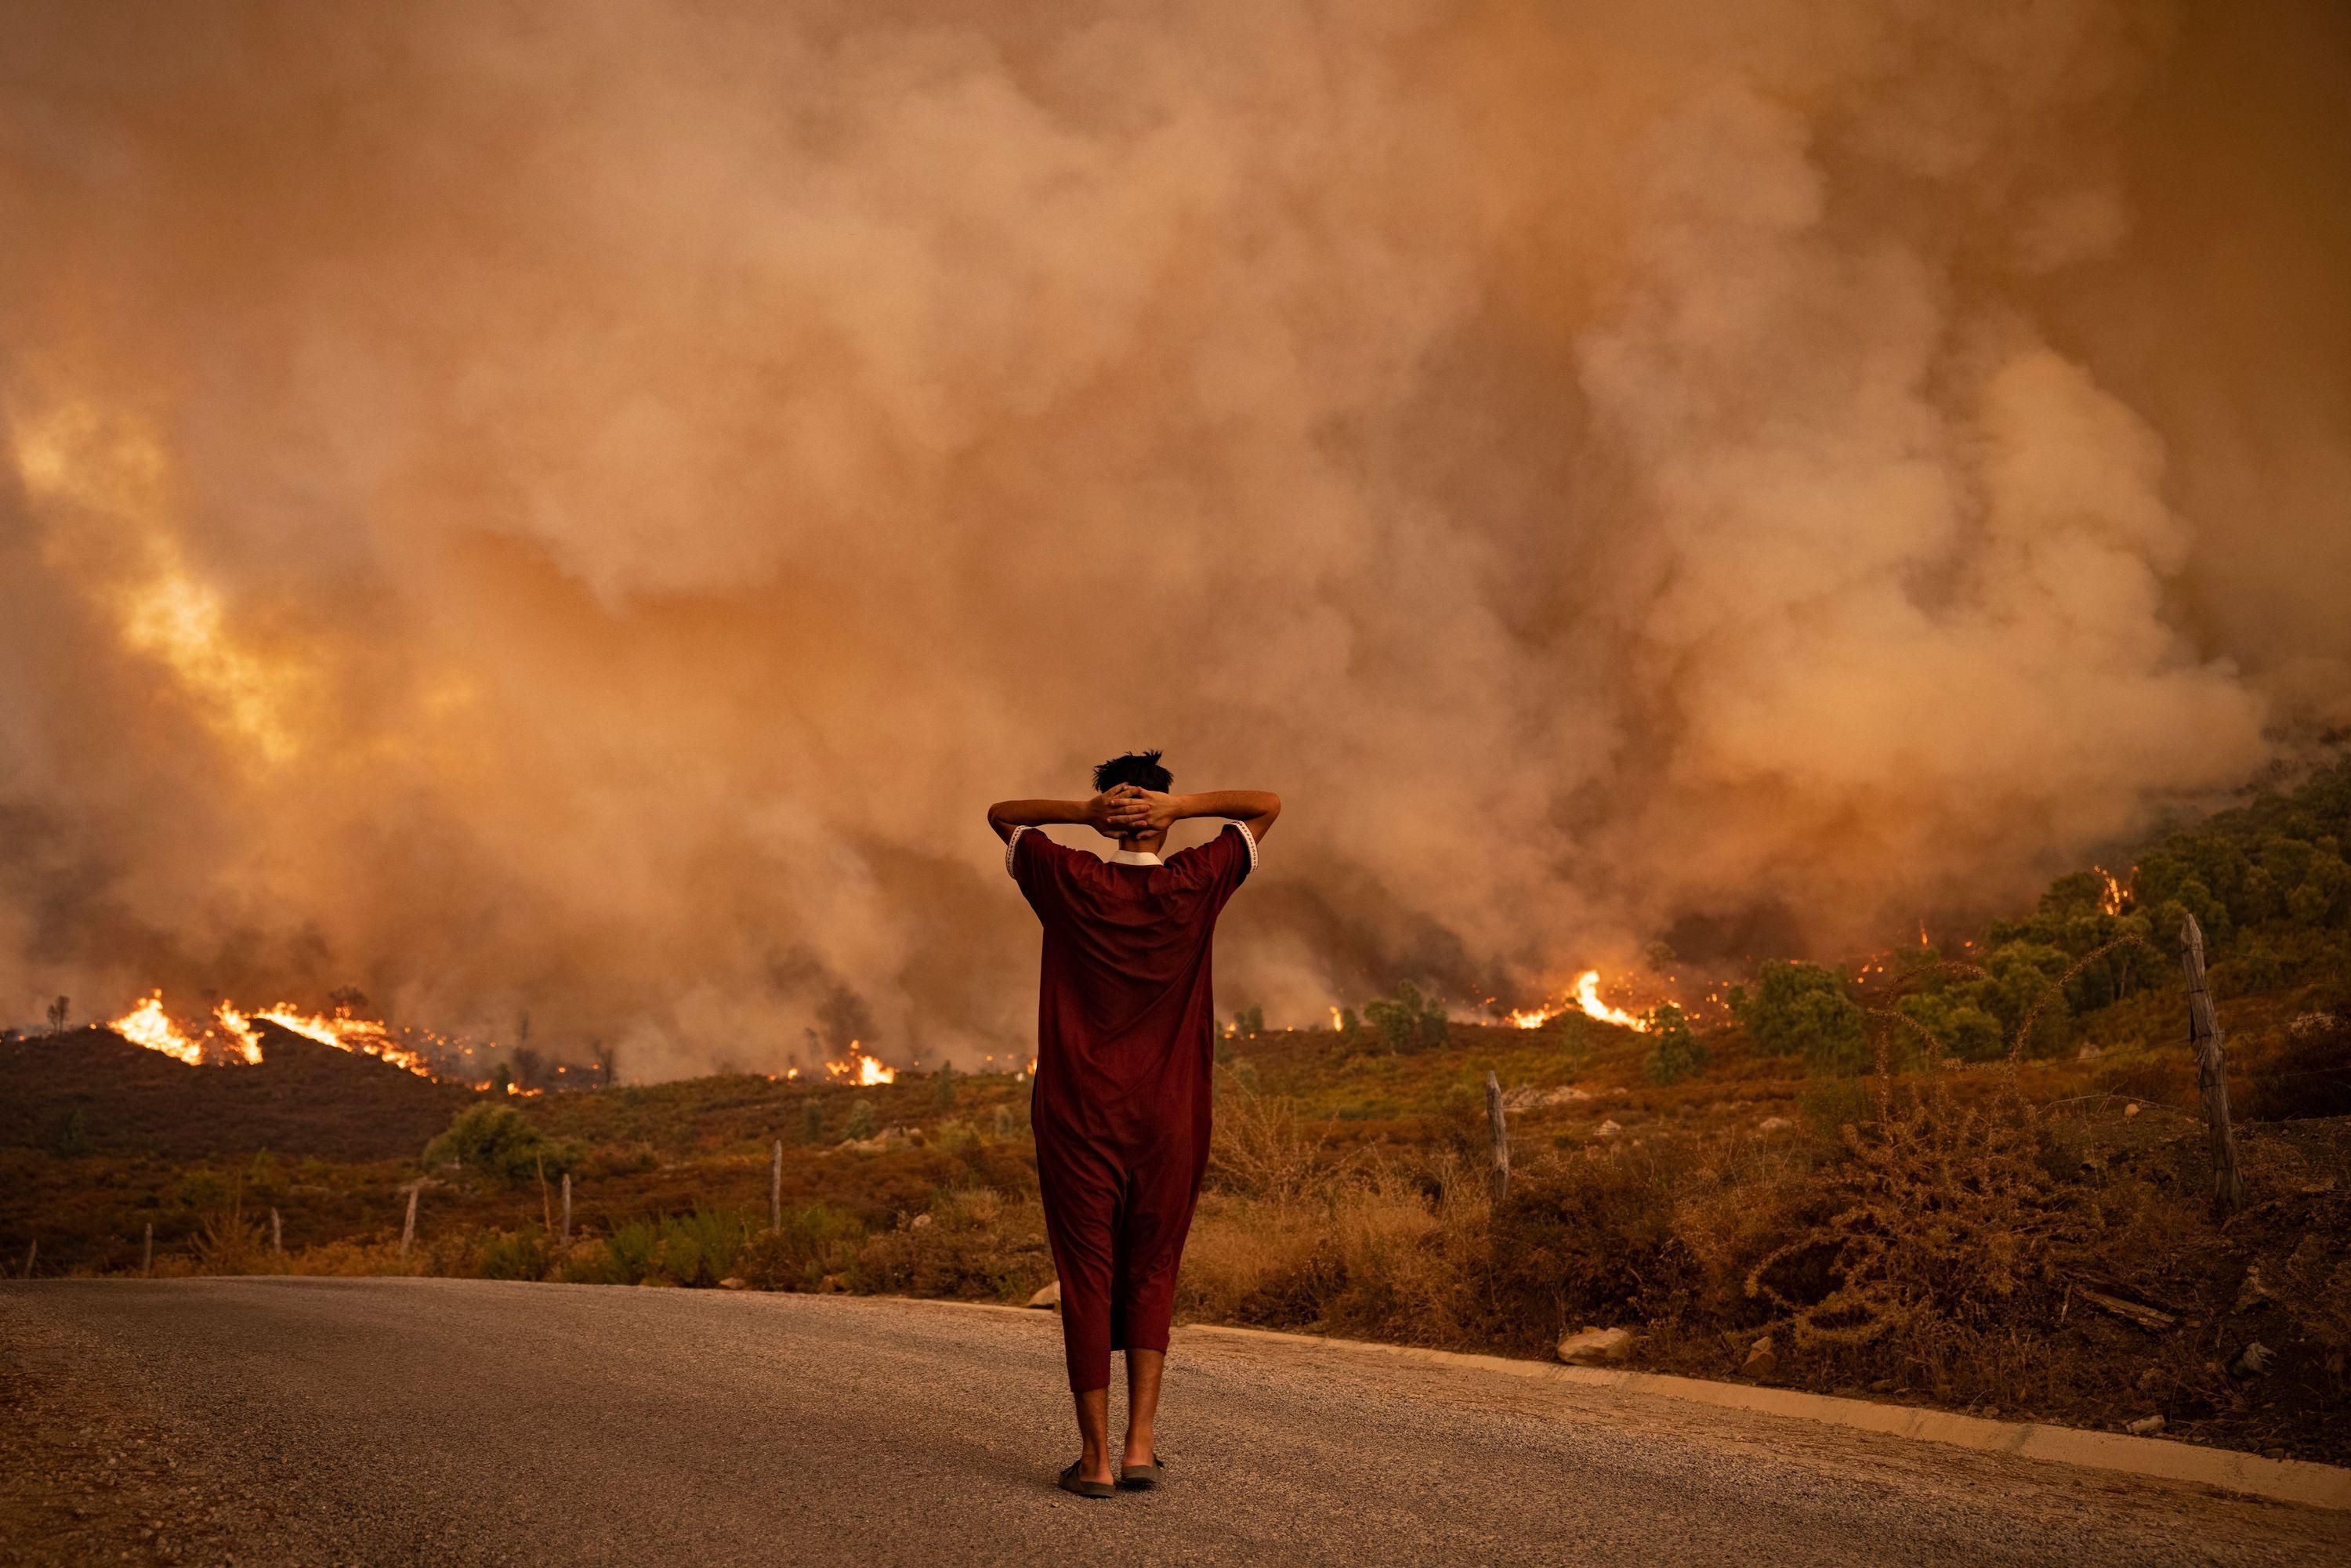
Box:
1121 1430 1154 1464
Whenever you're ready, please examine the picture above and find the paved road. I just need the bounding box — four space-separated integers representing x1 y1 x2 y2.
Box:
2 1280 2342 1566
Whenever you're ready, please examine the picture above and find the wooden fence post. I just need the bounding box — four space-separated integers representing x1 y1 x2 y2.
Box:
2179 913 2246 1214
560 1173 572 1248
400 1183 421 1260
270 1208 283 1256
770 1139 784 1232
142 1222 153 1276
1484 1070 1510 1204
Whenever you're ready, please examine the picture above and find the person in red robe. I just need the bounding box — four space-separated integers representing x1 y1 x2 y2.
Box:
988 751 1281 1498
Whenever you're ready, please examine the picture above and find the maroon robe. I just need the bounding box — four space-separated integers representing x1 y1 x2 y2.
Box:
1009 821 1256 1391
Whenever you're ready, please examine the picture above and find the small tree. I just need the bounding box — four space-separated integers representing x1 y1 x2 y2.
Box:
1729 961 1868 1075
933 1062 958 1109
1232 1005 1266 1037
802 1099 825 1143
1364 982 1450 1054
422 1103 577 1181
1641 1004 1708 1085
843 1101 876 1141
45 996 69 1034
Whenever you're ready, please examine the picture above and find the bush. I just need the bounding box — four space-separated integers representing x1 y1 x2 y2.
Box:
1730 962 1868 1074
1893 993 2003 1063
476 1228 552 1281
854 1188 1052 1301
1363 982 1450 1054
1641 1005 1707 1085
737 1202 868 1291
658 1208 752 1287
421 1103 578 1182
1745 1080 2085 1383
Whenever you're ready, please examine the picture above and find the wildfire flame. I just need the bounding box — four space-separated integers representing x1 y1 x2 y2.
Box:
105 991 448 1077
824 1043 896 1085
110 993 206 1066
1572 970 1650 1031
252 1005 438 1076
1501 970 1652 1033
210 1003 266 1065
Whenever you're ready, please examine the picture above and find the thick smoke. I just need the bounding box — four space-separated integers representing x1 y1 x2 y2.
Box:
2 1 2346 1076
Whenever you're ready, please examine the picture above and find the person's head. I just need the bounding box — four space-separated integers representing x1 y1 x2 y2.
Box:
1094 749 1171 851
1093 749 1172 796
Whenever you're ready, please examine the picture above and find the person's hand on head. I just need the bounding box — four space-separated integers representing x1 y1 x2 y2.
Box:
1081 790 1134 840
1107 789 1179 835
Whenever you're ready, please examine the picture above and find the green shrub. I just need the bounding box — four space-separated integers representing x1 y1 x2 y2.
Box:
421 1103 578 1181
1641 1005 1708 1085
603 1218 663 1284
660 1208 752 1286
737 1202 867 1291
1893 994 2003 1063
843 1102 876 1141
476 1228 552 1281
1730 962 1868 1074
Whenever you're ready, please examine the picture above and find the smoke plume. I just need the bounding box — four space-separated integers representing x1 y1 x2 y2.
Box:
3 0 2346 1075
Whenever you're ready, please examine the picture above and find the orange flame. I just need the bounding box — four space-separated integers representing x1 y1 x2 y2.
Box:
211 1003 266 1065
1573 970 1650 1032
1501 970 1651 1033
824 1042 896 1085
110 993 207 1065
252 1005 438 1077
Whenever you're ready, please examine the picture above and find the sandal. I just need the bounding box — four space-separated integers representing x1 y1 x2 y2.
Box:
1118 1456 1165 1490
1058 1461 1114 1499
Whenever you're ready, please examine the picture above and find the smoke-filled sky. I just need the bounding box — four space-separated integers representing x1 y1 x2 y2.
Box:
3 0 2347 1077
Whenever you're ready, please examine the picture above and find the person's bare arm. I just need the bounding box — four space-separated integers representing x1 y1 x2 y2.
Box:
1106 788 1282 842
985 795 1128 844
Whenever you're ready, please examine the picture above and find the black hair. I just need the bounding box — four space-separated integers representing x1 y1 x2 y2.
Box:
1093 749 1172 794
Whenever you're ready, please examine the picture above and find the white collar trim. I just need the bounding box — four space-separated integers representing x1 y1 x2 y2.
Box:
1107 848 1163 866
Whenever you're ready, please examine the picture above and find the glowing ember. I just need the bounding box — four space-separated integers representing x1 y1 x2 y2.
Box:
110 993 205 1065
1573 970 1650 1032
2093 865 2130 918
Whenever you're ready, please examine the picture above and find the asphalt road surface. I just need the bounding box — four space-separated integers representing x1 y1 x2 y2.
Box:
2 1279 2342 1566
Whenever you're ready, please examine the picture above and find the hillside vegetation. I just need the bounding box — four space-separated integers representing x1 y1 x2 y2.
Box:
4 759 2347 1465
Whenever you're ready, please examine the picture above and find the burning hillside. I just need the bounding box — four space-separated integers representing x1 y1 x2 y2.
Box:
0 1026 475 1162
